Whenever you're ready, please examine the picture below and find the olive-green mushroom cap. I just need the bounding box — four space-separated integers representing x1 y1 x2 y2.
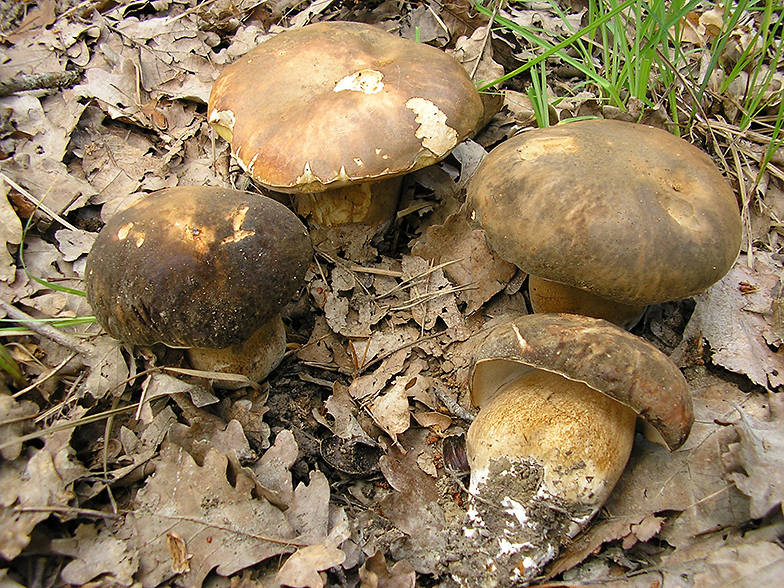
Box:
208 21 484 193
467 119 743 307
470 313 693 451
85 186 312 349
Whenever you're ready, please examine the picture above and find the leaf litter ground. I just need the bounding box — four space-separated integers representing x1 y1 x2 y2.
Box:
1 1 783 587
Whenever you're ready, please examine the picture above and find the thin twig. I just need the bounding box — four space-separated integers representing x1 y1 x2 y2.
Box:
391 283 477 311
14 506 121 521
0 403 139 452
470 0 504 80
356 332 442 375
0 172 81 232
434 386 475 423
0 300 92 355
12 352 77 399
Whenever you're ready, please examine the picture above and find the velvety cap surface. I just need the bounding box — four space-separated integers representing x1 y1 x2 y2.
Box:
208 21 484 193
467 119 742 306
85 186 312 348
470 313 693 450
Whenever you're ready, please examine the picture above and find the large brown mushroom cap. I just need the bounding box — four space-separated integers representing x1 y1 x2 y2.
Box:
208 21 484 193
470 313 693 451
85 186 312 349
467 119 742 307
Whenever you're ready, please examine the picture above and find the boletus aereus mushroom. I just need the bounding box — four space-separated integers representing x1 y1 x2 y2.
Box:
455 313 692 586
466 118 743 328
85 186 312 385
208 21 484 231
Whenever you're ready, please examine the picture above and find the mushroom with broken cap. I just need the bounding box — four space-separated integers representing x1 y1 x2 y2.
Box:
84 186 312 386
466 118 743 328
208 20 484 230
454 313 692 586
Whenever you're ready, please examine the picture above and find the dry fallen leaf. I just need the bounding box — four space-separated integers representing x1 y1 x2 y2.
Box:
606 376 753 548
0 186 23 282
678 253 784 389
0 417 89 560
358 551 416 588
378 429 447 574
723 396 784 518
0 394 38 460
51 523 138 587
274 504 350 588
127 441 299 588
411 205 517 316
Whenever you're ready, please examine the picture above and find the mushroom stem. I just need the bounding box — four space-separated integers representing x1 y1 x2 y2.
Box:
187 315 286 388
461 369 637 585
528 276 646 329
293 176 403 228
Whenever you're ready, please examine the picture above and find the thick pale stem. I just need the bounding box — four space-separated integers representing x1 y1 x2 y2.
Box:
457 370 637 586
293 176 402 228
528 275 646 329
187 315 286 389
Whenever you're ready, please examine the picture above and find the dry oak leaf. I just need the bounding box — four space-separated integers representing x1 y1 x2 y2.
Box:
274 505 350 588
606 378 752 548
0 393 38 460
358 551 416 588
0 186 23 283
52 523 138 587
681 254 784 389
723 400 784 518
128 441 299 588
411 205 517 317
0 420 89 560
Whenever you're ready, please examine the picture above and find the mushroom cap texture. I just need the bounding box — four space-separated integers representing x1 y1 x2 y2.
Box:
85 186 312 349
470 313 693 451
208 21 484 193
467 119 743 306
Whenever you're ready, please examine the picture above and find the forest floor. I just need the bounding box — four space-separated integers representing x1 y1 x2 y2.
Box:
1 1 783 587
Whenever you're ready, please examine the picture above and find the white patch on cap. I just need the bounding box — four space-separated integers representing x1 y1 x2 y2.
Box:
221 205 256 244
209 108 236 142
405 97 458 157
234 147 251 175
117 222 134 241
247 153 259 175
296 161 318 186
511 323 531 354
334 70 384 94
516 136 577 160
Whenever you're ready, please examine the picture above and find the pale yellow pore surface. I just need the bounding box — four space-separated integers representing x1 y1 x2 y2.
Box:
466 369 637 510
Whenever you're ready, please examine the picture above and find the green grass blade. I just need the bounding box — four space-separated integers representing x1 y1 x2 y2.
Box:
0 343 26 386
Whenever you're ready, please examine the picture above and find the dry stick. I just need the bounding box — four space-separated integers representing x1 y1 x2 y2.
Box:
355 331 442 375
391 283 477 311
0 300 92 355
470 0 504 80
0 172 81 232
132 512 308 546
12 352 77 399
14 505 121 521
0 70 81 98
433 386 475 423
729 143 755 266
376 258 463 299
0 403 139 453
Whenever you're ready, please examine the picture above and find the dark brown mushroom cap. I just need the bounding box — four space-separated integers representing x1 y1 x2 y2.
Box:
85 186 312 349
467 119 742 306
208 21 484 193
470 313 693 451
